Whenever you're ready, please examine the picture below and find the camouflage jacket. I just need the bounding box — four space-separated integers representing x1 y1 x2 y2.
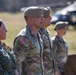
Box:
0 44 17 75
13 25 44 75
39 28 55 75
52 35 68 72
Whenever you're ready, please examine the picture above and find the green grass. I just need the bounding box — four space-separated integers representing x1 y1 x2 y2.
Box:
0 12 76 55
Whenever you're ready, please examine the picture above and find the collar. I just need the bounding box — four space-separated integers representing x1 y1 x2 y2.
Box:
26 25 38 38
55 35 64 42
40 28 49 36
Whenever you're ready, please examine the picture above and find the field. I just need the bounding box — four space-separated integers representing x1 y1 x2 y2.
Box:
0 12 76 55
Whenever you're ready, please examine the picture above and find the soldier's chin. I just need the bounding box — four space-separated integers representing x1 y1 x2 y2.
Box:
39 25 42 28
3 37 6 40
64 32 66 35
1 38 6 40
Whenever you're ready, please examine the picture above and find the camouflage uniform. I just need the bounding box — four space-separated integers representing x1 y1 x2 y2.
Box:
13 25 44 75
0 43 17 75
39 28 55 75
51 35 68 74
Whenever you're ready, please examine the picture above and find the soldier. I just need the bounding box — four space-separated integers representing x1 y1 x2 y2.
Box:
51 21 68 75
0 20 19 75
39 7 61 75
13 6 45 75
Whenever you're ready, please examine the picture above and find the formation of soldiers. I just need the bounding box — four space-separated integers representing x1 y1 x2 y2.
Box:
0 6 68 75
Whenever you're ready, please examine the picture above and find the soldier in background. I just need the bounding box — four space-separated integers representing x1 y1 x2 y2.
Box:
13 6 45 75
51 21 68 75
39 7 61 75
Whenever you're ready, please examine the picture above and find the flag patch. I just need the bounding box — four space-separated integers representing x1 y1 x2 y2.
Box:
20 37 26 45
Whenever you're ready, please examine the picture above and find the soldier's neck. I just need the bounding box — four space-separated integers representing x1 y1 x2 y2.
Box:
28 25 38 35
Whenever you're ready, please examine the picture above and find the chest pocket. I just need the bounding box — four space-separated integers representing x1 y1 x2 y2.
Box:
28 36 42 55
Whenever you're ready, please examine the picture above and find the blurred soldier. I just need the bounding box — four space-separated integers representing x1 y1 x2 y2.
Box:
13 6 45 75
52 21 68 75
0 19 19 75
39 7 60 75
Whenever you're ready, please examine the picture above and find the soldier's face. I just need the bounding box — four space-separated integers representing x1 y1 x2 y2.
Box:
57 28 67 36
41 16 52 28
0 22 7 40
33 16 44 28
62 28 67 35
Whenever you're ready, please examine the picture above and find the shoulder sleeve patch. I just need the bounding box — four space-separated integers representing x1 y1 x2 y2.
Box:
19 37 27 46
13 36 30 61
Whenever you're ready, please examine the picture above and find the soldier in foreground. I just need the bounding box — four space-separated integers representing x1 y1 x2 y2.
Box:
13 6 45 75
52 21 68 75
0 19 19 75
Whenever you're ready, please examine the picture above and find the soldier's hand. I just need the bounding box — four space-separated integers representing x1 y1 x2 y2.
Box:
55 71 61 75
14 69 19 75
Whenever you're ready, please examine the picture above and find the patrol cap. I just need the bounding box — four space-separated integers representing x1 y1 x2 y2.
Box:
24 6 44 18
54 21 68 30
43 7 51 18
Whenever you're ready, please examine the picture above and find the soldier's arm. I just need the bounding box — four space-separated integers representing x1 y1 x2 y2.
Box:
0 62 9 75
13 36 30 75
7 51 19 75
55 71 61 75
52 40 60 72
13 36 30 60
